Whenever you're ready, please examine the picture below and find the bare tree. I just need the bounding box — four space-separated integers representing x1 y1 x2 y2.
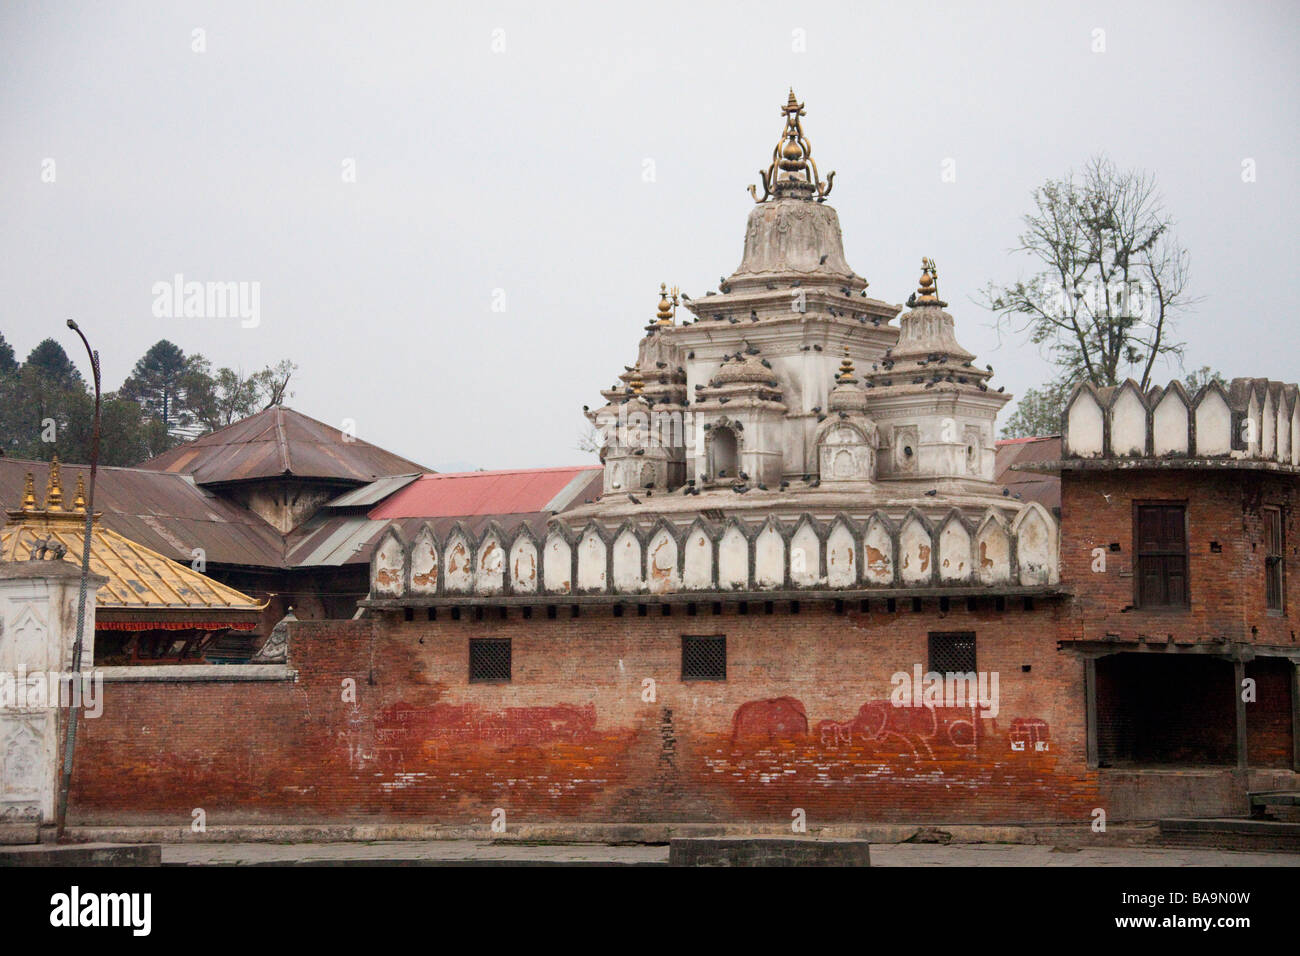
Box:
258 359 297 408
980 155 1197 392
575 423 603 459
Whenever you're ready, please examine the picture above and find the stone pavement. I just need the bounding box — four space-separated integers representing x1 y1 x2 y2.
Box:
161 840 1300 866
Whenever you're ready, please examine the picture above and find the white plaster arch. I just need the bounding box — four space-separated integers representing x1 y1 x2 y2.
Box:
1012 502 1058 585
718 523 750 590
862 514 895 585
543 531 573 594
1109 384 1147 456
755 521 786 589
409 525 439 595
826 519 857 588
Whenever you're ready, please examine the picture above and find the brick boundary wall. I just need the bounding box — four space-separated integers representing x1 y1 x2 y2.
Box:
68 603 1117 827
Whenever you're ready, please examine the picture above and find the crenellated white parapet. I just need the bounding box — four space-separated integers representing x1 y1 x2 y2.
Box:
1062 378 1300 466
367 502 1060 602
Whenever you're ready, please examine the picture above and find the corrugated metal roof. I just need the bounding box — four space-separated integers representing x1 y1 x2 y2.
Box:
995 436 1061 509
381 513 558 547
137 406 430 485
285 516 391 567
368 467 603 520
325 474 422 508
0 458 285 569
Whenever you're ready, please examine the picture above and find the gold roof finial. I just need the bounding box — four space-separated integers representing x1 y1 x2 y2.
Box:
836 346 858 384
655 283 679 325
629 366 645 396
917 257 940 303
73 475 87 514
45 455 64 512
20 473 37 511
749 90 835 204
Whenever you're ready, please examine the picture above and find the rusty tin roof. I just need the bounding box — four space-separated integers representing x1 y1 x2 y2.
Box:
137 406 429 485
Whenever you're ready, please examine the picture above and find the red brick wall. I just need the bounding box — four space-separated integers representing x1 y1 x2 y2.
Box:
70 602 1105 826
1060 469 1299 645
67 467 1297 826
1247 658 1294 768
1062 468 1296 775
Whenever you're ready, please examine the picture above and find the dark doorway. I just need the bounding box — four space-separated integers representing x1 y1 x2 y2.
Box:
1095 654 1235 766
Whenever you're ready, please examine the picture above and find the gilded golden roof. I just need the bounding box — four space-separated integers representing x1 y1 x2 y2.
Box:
2 459 264 615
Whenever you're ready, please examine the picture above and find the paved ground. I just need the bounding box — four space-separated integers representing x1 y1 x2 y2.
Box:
162 840 1300 866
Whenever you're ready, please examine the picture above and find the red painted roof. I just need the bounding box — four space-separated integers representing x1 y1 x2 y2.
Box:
994 436 1062 509
368 466 603 520
995 435 1059 446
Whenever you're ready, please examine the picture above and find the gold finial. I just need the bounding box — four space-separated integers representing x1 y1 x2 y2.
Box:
749 90 835 204
73 475 86 513
20 473 37 511
655 283 679 325
629 367 645 396
45 455 64 512
917 257 940 302
836 346 857 383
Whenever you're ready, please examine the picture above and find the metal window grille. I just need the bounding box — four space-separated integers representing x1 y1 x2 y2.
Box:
682 635 726 681
1265 507 1285 611
928 632 976 675
469 638 511 683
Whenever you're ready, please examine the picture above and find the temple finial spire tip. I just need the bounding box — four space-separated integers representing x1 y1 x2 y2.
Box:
655 283 678 326
45 455 63 512
749 92 835 204
917 257 941 303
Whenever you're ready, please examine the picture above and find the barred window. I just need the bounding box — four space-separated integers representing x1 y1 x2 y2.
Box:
928 632 976 675
682 635 726 681
1265 507 1285 612
469 638 511 683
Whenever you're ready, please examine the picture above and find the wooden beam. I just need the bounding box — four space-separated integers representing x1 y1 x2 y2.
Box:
1292 661 1300 773
1235 659 1248 770
1084 657 1099 770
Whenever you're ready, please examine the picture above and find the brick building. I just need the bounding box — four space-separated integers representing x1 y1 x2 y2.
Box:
52 95 1300 828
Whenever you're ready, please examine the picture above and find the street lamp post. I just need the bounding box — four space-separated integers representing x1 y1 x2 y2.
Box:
55 319 100 841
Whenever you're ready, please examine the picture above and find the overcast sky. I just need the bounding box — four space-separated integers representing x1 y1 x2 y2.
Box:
2 1 1296 471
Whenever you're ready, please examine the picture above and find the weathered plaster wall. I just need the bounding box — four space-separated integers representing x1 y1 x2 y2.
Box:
71 606 1108 826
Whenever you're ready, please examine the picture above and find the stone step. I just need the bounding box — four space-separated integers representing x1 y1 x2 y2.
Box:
1158 817 1300 852
0 843 161 867
669 836 871 866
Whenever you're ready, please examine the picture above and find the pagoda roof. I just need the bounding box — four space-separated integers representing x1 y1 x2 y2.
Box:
137 405 429 486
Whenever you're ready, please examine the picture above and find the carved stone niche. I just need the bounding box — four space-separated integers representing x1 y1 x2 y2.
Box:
817 422 874 481
1 716 48 822
891 425 919 475
704 419 743 484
